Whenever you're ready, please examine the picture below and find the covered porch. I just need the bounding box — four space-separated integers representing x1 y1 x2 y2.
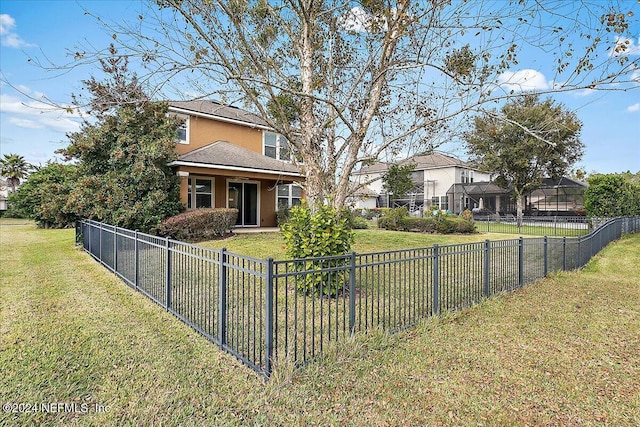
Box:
170 141 304 227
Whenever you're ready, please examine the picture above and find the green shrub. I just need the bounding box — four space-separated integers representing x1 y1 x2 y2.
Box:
351 216 370 229
379 209 475 234
461 209 474 222
398 217 436 232
156 208 238 241
338 209 370 229
436 215 476 234
377 206 408 230
6 163 77 228
276 207 291 227
281 203 355 296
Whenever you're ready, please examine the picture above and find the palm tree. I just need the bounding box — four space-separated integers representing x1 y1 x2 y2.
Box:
0 153 31 192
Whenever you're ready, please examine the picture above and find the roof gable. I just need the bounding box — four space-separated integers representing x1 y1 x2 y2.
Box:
168 100 270 129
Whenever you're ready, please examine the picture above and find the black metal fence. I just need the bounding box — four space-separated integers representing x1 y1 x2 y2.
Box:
78 216 640 378
472 215 610 236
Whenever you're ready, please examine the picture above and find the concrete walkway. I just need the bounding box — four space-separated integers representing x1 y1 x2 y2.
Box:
233 227 280 234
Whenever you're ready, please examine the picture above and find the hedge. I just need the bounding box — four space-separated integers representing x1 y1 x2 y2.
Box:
379 211 475 234
156 208 238 241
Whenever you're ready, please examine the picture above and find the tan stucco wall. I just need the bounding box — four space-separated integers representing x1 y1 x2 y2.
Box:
175 165 302 227
176 116 265 155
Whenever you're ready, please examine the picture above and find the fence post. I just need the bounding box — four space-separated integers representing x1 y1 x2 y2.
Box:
265 257 275 378
114 225 118 275
349 252 356 335
543 236 548 277
134 230 139 291
433 245 439 316
483 240 490 298
562 237 566 271
165 237 172 310
518 237 524 287
218 248 227 349
99 222 103 262
577 236 582 268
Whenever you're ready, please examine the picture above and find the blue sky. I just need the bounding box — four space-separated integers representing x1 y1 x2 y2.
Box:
1 0 639 174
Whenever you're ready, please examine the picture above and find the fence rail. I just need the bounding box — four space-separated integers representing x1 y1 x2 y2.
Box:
78 216 640 378
471 215 611 236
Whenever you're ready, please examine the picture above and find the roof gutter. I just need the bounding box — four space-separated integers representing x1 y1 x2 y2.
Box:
168 160 304 178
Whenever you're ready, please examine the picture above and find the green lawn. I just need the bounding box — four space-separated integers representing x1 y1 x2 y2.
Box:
199 228 525 259
2 222 639 426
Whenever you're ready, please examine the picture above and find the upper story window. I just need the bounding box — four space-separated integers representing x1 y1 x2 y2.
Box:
175 114 190 145
461 169 474 184
264 132 292 161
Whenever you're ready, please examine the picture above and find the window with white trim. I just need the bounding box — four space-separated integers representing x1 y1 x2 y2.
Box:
175 114 190 144
431 195 449 211
277 184 302 209
187 177 214 209
264 132 292 161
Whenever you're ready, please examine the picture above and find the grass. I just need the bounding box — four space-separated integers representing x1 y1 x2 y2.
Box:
199 227 525 260
2 222 639 426
479 220 590 237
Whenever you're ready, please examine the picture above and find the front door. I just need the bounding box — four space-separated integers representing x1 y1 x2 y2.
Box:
228 181 259 226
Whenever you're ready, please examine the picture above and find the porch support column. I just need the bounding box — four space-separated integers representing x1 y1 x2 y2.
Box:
177 170 189 208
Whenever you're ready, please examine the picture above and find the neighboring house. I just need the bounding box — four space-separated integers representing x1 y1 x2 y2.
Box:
0 178 8 212
351 152 491 213
167 100 304 227
447 177 587 217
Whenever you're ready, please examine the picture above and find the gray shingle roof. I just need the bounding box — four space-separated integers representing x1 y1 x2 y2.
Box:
355 152 470 175
168 100 270 128
174 141 302 176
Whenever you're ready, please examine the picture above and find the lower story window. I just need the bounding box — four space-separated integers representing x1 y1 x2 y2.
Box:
277 184 302 209
187 177 214 209
431 195 449 211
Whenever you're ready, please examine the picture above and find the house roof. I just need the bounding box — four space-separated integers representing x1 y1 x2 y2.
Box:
168 100 271 129
170 141 303 178
348 184 378 197
354 151 472 175
447 177 587 196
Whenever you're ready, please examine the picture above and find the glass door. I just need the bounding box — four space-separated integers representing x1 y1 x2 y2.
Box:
228 181 259 226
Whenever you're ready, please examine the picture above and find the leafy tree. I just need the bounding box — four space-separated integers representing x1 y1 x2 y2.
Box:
584 173 640 217
50 0 638 211
6 163 77 228
465 95 584 224
58 50 184 232
0 153 31 192
382 163 416 204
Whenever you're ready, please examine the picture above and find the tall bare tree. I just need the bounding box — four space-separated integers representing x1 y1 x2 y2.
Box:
44 0 639 209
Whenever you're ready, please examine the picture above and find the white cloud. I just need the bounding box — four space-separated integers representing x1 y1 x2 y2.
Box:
610 36 640 57
8 117 43 129
339 7 388 33
497 69 550 93
0 14 35 48
627 103 640 113
0 92 81 133
632 69 640 83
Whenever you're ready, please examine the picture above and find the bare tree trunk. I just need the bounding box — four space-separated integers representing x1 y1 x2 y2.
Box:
516 192 524 227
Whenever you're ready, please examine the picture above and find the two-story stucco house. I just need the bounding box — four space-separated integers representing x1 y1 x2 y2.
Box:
350 152 491 213
167 100 304 227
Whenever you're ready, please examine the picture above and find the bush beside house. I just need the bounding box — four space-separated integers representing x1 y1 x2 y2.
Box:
156 208 238 241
